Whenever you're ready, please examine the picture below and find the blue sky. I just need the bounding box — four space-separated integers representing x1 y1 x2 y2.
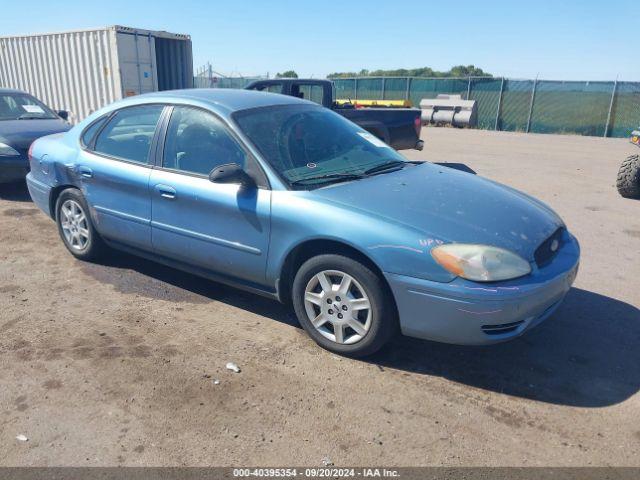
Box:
0 0 634 80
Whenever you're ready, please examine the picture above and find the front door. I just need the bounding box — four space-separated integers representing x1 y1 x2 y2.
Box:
150 106 271 286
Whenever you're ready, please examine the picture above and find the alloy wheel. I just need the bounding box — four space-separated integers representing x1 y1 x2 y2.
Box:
60 199 90 251
303 269 372 345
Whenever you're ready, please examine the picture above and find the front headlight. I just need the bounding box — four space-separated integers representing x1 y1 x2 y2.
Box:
431 244 531 282
0 142 20 157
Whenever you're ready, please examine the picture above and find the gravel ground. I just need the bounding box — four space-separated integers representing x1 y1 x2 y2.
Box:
1 128 639 467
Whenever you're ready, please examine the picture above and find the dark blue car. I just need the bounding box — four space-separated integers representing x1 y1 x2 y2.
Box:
0 88 70 184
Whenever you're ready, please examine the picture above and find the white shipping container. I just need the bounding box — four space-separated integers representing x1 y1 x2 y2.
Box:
0 25 193 123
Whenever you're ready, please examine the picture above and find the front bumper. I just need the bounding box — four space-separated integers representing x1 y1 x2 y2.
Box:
0 156 28 184
385 233 580 345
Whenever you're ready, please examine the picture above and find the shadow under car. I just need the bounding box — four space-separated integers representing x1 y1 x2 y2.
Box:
84 251 639 408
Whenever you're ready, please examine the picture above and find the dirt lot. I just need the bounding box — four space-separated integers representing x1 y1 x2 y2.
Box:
1 128 639 467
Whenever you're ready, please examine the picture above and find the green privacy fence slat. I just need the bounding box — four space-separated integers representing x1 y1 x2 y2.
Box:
498 79 534 132
610 82 640 138
356 78 384 100
382 77 409 100
334 78 356 99
468 78 502 130
530 81 613 136
407 78 468 107
194 75 640 138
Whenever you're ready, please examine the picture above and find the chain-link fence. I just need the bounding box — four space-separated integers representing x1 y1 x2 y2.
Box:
192 75 640 138
332 77 639 138
193 76 263 89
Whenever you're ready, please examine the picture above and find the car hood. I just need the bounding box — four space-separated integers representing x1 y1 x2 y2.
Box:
312 162 564 261
0 119 70 151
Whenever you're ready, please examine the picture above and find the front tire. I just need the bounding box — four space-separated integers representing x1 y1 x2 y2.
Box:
55 188 106 261
292 254 397 357
616 154 640 199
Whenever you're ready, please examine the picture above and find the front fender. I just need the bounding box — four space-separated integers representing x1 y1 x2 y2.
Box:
266 191 456 289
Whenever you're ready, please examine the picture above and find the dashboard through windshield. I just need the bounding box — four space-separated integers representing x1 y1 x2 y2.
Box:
233 104 407 187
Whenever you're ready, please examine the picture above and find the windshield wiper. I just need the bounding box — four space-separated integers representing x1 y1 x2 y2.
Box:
18 114 48 120
290 172 365 187
363 160 406 176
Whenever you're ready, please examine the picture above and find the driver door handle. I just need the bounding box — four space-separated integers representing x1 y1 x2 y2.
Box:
155 184 176 200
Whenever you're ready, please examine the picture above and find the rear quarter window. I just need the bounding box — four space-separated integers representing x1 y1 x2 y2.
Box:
80 116 109 148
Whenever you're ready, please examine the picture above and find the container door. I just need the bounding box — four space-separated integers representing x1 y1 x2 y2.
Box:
116 31 157 98
154 37 194 91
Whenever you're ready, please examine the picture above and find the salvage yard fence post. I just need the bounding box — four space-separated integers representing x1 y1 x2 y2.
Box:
525 76 538 134
604 78 618 138
495 77 505 131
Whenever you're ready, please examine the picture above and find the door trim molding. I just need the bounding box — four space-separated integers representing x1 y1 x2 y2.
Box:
94 205 150 226
151 220 262 255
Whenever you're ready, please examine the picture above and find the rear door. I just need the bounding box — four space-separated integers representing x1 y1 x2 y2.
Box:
149 105 271 286
77 104 165 250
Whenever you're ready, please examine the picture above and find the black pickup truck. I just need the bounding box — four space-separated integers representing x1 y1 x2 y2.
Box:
245 79 423 150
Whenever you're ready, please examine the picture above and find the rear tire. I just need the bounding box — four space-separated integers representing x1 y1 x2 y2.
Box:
55 188 106 261
616 154 640 199
292 254 397 357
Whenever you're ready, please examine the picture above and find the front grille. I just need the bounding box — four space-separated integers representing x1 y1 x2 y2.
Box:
481 320 524 335
534 227 564 267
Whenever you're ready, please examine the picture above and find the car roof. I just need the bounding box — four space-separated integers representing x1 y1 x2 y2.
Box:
115 88 313 117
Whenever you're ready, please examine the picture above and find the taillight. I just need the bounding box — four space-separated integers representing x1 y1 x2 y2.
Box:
28 142 35 160
414 115 422 136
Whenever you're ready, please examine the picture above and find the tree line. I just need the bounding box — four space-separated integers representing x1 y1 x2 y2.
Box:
327 65 491 79
274 65 492 79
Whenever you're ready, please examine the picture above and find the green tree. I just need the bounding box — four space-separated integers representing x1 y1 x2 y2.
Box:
327 65 492 79
275 70 299 78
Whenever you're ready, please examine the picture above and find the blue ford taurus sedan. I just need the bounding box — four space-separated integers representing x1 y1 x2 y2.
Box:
0 88 70 183
27 89 579 356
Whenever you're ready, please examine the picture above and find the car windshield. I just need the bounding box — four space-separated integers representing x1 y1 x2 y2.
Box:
233 104 407 187
0 93 58 120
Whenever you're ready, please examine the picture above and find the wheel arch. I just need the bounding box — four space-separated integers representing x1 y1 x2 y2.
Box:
49 184 79 220
277 238 397 312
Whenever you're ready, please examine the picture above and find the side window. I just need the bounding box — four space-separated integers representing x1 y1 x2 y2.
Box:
252 83 283 94
163 106 246 176
265 84 284 94
81 116 108 148
94 105 164 164
296 85 324 104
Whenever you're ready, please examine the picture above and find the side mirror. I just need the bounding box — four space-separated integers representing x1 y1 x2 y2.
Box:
57 110 69 121
209 163 254 187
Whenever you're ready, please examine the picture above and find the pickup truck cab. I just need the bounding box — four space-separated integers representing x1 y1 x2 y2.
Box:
246 79 423 151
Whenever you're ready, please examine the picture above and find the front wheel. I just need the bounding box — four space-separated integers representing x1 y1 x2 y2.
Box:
292 254 397 357
55 188 106 261
616 154 640 199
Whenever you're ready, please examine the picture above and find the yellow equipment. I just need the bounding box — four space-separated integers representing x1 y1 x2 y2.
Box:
335 99 413 108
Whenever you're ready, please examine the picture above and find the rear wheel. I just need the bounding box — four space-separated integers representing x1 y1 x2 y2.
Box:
55 188 106 261
616 154 640 199
292 254 397 357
